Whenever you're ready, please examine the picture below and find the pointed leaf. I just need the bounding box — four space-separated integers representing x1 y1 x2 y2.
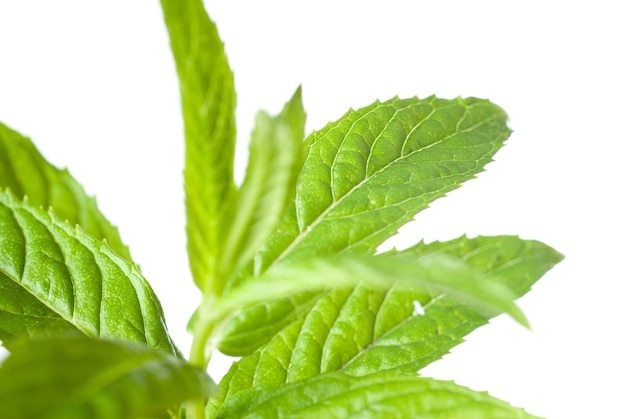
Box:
0 190 179 355
0 121 130 260
218 253 527 327
0 336 214 419
343 236 564 375
213 236 560 404
160 0 237 292
219 87 306 283
228 96 511 290
213 371 540 419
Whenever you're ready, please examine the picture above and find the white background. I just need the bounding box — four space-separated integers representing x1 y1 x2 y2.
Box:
0 1 624 418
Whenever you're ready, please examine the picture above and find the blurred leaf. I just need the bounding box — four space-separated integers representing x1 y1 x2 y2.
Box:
0 336 214 419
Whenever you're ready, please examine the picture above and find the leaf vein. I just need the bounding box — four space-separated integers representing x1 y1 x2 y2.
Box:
266 103 498 272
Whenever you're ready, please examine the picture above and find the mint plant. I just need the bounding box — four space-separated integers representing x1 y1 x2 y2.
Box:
0 1 562 418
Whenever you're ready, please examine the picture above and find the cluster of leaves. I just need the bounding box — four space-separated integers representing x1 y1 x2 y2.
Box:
0 0 562 418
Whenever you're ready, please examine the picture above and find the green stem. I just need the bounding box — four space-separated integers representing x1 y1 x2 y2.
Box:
189 293 219 363
186 294 220 419
190 318 215 368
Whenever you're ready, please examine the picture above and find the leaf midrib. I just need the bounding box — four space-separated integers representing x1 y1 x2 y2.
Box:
2 197 154 344
20 218 101 338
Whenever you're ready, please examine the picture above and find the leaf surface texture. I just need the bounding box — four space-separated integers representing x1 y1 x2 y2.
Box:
0 122 130 259
228 96 511 289
0 191 178 355
213 236 561 408
214 371 540 419
219 95 515 352
160 0 237 292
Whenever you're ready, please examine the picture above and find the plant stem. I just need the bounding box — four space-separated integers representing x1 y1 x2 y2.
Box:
186 399 206 419
189 294 218 367
186 294 219 419
190 321 215 368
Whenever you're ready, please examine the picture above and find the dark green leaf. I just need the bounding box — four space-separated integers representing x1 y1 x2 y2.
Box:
0 336 214 419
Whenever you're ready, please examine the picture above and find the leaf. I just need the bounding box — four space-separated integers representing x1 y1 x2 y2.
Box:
160 0 237 293
343 236 564 376
0 121 131 260
212 236 561 405
217 252 528 327
0 336 214 419
227 96 511 291
216 291 319 356
213 370 541 419
0 190 179 355
217 235 558 357
218 87 306 284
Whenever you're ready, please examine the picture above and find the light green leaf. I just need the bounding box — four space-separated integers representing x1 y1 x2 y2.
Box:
212 236 560 404
0 190 179 355
0 336 214 419
160 0 237 293
217 291 319 356
213 370 541 419
0 121 130 260
227 96 511 291
343 236 564 375
218 87 306 284
218 252 528 327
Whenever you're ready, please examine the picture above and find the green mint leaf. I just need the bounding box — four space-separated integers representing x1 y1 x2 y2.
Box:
219 87 306 283
343 235 564 375
212 236 560 404
0 336 214 419
218 252 527 327
0 190 179 355
228 96 511 291
0 122 131 260
160 0 237 293
217 291 319 356
213 370 541 419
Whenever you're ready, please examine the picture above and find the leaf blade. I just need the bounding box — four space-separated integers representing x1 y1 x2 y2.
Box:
342 235 564 374
160 0 237 292
212 236 561 407
0 336 214 419
233 96 511 287
0 121 131 260
219 87 306 282
0 190 179 355
213 371 541 419
219 252 527 327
